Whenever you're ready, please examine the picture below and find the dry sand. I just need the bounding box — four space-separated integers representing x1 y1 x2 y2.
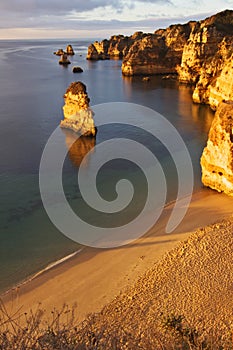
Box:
2 189 233 329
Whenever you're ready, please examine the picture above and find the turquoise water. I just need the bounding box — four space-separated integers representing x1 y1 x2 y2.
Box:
0 39 214 293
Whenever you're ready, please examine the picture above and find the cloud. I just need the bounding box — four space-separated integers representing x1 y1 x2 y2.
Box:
0 0 229 38
0 0 173 31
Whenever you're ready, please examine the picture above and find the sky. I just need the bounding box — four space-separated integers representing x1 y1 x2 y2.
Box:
0 0 232 39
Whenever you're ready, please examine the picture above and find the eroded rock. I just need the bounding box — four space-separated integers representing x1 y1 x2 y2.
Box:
73 66 83 73
60 82 96 137
86 33 145 60
59 53 71 65
122 23 193 76
66 44 75 55
178 10 233 109
201 101 233 195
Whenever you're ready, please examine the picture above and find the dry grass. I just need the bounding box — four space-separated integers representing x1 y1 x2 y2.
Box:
0 299 232 350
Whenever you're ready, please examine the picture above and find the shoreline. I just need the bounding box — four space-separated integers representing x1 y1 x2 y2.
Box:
1 249 84 298
2 187 232 324
1 188 199 297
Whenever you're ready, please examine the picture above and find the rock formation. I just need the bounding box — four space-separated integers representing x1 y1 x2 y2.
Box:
60 82 96 137
178 10 233 109
86 32 145 60
72 66 83 73
201 101 233 196
122 24 193 76
86 10 233 108
54 49 65 56
59 53 71 65
66 44 75 55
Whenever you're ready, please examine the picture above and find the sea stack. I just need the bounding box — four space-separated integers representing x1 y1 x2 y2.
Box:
54 48 65 56
59 53 71 65
66 44 75 55
201 101 233 196
60 82 97 137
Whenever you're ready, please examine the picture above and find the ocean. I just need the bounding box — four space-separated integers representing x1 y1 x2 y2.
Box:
0 39 214 293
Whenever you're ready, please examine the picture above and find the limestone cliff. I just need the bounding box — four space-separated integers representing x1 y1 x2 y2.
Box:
178 10 233 109
201 101 233 196
86 10 233 105
86 32 145 60
60 82 96 137
122 23 193 76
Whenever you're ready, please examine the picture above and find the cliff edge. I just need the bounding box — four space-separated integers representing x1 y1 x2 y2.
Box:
178 10 233 109
87 10 233 109
201 101 233 195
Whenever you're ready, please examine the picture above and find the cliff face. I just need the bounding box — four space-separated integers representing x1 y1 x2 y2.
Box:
86 32 145 60
178 10 233 109
201 101 233 196
86 10 233 108
60 82 96 137
122 23 193 76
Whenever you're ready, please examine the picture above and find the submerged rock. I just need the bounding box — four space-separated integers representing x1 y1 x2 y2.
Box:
201 101 233 196
59 53 71 65
60 82 96 137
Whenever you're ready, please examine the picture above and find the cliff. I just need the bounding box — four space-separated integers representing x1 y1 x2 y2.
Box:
201 101 233 196
86 32 146 60
122 23 193 76
60 82 96 137
178 10 233 109
86 10 233 104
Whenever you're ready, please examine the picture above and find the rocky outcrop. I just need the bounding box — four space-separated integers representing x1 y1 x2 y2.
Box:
122 24 193 76
72 66 83 73
66 44 75 55
60 82 96 137
86 32 145 60
54 49 65 56
86 10 233 104
178 10 233 109
201 101 233 195
59 53 71 65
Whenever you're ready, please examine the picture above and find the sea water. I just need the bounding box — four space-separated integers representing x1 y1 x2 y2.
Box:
0 39 214 293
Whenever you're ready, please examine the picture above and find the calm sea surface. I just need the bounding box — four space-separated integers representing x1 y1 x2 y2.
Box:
0 39 214 293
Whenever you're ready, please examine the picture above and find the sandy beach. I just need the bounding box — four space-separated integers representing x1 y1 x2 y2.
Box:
2 188 233 325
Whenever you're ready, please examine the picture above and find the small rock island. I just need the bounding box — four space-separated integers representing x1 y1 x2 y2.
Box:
59 53 71 65
60 82 97 137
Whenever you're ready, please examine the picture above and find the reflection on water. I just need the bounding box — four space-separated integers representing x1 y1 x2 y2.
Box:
191 103 214 134
63 129 96 167
122 75 214 135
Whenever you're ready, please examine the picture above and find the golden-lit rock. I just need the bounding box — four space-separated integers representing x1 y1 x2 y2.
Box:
201 101 233 195
86 33 145 60
121 23 193 76
59 53 71 65
66 44 75 55
178 10 233 109
60 82 96 137
86 40 110 60
54 48 65 56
